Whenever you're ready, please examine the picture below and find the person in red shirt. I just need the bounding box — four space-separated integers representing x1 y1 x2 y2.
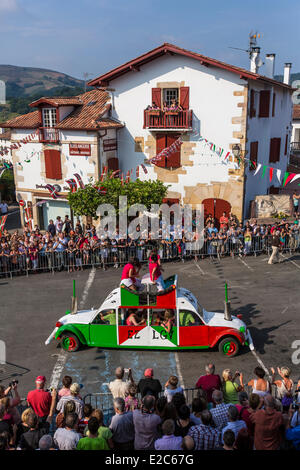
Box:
120 257 142 290
195 364 222 404
250 394 284 450
27 376 52 421
149 254 165 291
219 212 229 230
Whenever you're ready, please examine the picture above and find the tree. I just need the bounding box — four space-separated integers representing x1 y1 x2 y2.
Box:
67 176 169 219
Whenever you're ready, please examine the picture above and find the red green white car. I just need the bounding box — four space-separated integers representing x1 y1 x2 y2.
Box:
45 275 253 357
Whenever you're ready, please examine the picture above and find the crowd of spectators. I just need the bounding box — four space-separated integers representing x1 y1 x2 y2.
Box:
0 210 300 276
1 363 300 451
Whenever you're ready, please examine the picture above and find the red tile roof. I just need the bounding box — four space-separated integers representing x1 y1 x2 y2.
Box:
29 96 82 107
0 89 123 131
293 105 300 120
0 130 11 140
88 42 292 91
0 110 41 129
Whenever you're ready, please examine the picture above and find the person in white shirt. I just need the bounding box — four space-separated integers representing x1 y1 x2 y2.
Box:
109 367 134 399
0 201 8 215
221 405 247 442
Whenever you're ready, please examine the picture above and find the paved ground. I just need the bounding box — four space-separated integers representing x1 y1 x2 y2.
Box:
1 253 300 401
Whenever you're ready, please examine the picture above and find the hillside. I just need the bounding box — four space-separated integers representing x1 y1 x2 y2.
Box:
274 73 300 83
0 64 85 98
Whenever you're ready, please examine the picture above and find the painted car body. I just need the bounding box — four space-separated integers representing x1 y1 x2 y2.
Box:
45 275 253 356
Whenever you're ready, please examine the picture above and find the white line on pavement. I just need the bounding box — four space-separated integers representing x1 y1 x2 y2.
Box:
193 260 205 275
281 306 289 315
49 268 96 389
251 348 271 380
238 257 254 271
175 352 186 389
280 253 300 270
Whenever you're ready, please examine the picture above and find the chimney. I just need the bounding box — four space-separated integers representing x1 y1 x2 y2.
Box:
250 47 261 73
283 63 292 85
265 54 275 79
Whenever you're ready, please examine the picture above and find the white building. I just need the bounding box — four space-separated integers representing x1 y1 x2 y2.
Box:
0 90 123 228
88 43 293 221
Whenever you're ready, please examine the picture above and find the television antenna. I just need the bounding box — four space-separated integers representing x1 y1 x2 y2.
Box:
229 31 262 59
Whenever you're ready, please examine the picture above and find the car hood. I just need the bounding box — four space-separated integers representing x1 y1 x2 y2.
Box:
58 309 96 325
203 309 246 331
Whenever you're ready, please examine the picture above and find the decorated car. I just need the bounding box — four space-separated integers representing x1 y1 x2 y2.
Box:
45 275 253 357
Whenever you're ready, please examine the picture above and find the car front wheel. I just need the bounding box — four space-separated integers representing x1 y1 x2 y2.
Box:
218 337 240 357
60 333 81 352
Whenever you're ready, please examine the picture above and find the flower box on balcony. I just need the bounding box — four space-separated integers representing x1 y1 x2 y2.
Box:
146 109 161 116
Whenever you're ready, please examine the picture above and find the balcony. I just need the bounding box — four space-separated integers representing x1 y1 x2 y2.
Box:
143 109 193 130
290 141 300 153
38 127 59 143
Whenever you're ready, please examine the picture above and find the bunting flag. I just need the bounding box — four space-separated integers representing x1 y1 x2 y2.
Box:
290 174 300 184
276 169 282 184
94 185 107 195
254 163 262 176
0 215 7 232
269 167 274 182
141 164 148 174
74 173 85 189
261 165 267 178
224 151 230 160
45 184 61 199
120 173 124 186
65 178 77 193
283 172 296 187
110 169 120 178
149 137 183 165
125 170 131 183
136 166 139 178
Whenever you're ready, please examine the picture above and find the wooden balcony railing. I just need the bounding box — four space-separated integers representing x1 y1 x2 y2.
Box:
143 109 193 130
291 141 300 153
38 127 59 143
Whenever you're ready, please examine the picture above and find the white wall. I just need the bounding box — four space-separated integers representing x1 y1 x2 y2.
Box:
244 83 293 215
111 54 246 195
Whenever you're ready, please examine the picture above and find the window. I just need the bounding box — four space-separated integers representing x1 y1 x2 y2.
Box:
269 138 281 163
156 133 181 168
150 309 176 327
42 108 57 127
259 90 271 118
92 309 116 325
44 149 62 180
249 141 258 171
179 310 202 327
163 88 178 106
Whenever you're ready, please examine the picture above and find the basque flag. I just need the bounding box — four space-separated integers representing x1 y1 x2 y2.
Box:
149 137 183 165
45 184 60 199
66 178 78 193
74 173 85 189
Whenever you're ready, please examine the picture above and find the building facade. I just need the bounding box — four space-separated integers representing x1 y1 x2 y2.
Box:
89 43 293 221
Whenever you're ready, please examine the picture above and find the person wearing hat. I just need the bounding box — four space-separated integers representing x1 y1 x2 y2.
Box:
56 383 84 419
27 376 52 422
268 230 281 264
137 369 162 399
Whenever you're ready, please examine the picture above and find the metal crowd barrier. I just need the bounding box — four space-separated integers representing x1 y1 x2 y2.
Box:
0 235 299 278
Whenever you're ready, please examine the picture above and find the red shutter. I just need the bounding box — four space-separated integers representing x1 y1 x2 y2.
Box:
284 134 288 155
180 87 189 110
259 90 270 117
249 141 258 170
250 90 256 118
155 134 167 167
152 88 162 108
44 149 62 180
107 157 119 171
166 134 181 168
272 92 276 117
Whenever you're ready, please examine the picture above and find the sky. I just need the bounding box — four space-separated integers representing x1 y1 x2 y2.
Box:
1 0 299 80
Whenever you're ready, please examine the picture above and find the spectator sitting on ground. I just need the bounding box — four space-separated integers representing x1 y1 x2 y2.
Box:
155 419 183 450
53 412 81 450
58 375 73 399
137 368 162 399
27 376 52 422
190 397 207 425
250 394 284 450
38 434 56 450
248 366 271 397
56 383 84 420
108 366 134 399
222 369 244 404
109 398 135 450
133 395 161 450
221 405 247 442
195 364 222 405
164 375 183 403
188 409 221 450
210 390 231 430
77 417 109 450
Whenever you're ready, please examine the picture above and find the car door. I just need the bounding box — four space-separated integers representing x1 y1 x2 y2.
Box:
178 310 209 347
89 309 118 347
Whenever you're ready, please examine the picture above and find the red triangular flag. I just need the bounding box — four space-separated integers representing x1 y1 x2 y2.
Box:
269 167 274 182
